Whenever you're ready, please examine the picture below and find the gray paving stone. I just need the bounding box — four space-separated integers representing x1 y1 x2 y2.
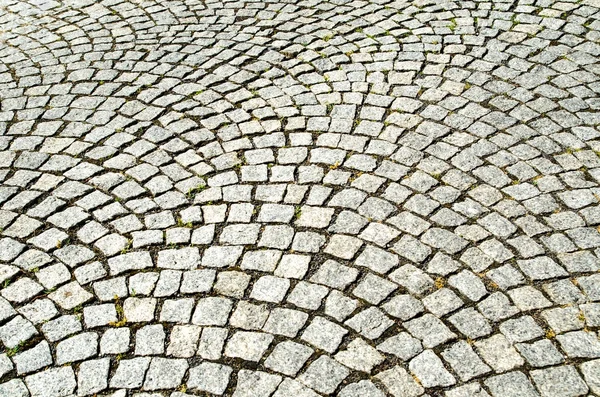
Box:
232 370 281 397
272 379 320 397
110 357 151 389
500 316 545 343
298 356 350 394
84 304 117 328
135 325 165 356
13 341 52 375
0 353 13 378
345 307 394 340
77 358 110 396
484 372 540 397
143 357 188 390
107 252 153 275
310 260 358 290
56 332 98 364
250 276 290 303
445 383 491 397
338 380 385 397
442 340 490 382
157 248 199 270
202 246 244 268
0 316 37 348
382 294 424 321
197 327 228 361
409 350 456 388
100 328 130 355
159 298 194 323
334 338 384 372
214 271 250 298
188 362 232 395
530 366 588 397
224 331 274 362
263 308 307 337
191 297 233 326
580 359 600 395
556 331 600 358
475 334 524 373
25 366 76 397
376 365 424 397
0 379 29 397
124 298 157 323
265 341 313 376
41 315 81 343
404 314 457 348
301 316 347 353
18 298 58 325
3 3 600 395
166 325 201 358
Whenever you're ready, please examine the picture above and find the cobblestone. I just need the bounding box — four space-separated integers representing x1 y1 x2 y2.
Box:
0 0 600 394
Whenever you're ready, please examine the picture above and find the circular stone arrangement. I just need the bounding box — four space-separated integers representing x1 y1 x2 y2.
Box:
1 0 600 396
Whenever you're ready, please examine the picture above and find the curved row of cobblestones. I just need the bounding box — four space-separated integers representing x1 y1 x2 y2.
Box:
1 0 600 396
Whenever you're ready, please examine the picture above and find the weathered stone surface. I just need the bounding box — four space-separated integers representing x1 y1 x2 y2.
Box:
1 2 599 396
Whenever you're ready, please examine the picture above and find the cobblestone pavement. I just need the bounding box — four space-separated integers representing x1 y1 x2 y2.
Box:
1 0 600 396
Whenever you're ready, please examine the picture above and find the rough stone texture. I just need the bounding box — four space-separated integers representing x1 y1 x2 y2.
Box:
25 367 76 397
1 0 600 395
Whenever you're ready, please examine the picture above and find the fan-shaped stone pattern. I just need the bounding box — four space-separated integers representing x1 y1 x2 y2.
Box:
1 0 600 395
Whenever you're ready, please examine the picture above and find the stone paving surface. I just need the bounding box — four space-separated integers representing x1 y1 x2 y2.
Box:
1 0 600 395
